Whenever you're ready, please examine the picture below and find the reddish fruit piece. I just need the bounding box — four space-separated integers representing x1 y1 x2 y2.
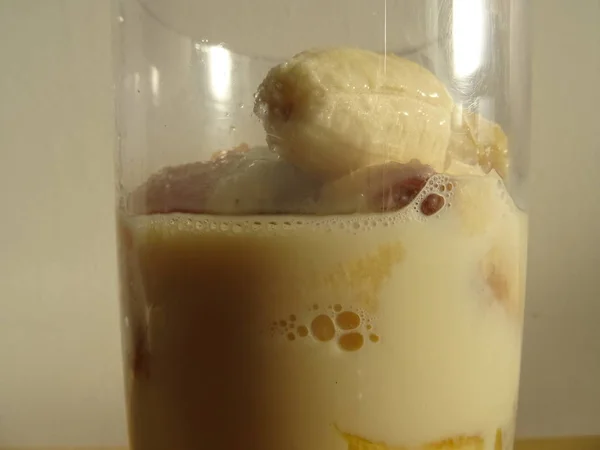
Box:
378 176 428 212
127 144 249 215
127 144 322 215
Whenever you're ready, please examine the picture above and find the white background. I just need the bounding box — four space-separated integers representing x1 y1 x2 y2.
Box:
0 0 599 447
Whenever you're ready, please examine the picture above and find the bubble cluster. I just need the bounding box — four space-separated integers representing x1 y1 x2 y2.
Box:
406 174 454 220
270 305 380 352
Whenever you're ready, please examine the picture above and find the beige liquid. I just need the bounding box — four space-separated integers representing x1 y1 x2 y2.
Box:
118 174 527 450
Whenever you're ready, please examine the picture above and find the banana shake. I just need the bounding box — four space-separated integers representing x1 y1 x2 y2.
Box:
118 48 527 450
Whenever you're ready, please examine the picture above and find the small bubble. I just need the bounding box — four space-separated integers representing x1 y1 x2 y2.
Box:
210 222 217 231
353 222 361 230
297 325 309 337
421 194 445 216
287 332 296 341
232 224 242 233
279 320 287 327
313 304 319 310
219 222 229 231
333 304 342 312
311 315 335 342
446 183 454 191
229 125 236 133
336 311 361 330
369 334 380 343
338 332 364 351
289 314 296 322
238 103 245 109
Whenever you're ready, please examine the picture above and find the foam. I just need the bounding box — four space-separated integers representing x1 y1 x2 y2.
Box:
133 172 467 238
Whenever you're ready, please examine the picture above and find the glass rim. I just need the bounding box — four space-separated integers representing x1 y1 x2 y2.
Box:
125 0 445 61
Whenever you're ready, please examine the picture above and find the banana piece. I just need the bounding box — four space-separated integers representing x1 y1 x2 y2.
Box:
254 48 454 179
446 110 509 179
480 239 522 318
128 145 322 215
205 147 322 214
316 161 434 214
445 160 486 177
452 170 508 237
340 429 494 450
452 169 524 317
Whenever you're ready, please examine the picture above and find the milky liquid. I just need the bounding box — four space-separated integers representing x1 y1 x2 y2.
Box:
118 174 527 450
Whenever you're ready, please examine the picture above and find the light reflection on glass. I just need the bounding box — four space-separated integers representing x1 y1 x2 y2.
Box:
150 66 160 105
133 72 141 93
452 0 486 78
208 45 232 102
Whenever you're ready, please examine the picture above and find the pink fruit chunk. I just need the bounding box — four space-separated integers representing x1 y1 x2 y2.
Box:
127 144 322 215
128 144 249 215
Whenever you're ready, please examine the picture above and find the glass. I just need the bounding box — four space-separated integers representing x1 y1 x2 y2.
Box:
114 1 531 450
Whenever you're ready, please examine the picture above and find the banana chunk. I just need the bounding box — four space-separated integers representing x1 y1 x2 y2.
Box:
453 170 508 237
447 111 509 179
481 242 521 318
316 161 434 214
339 429 503 450
254 48 454 179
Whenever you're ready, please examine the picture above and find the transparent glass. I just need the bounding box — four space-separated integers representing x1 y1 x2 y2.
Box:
114 1 531 449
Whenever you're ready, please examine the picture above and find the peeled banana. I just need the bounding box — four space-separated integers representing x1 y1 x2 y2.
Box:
254 48 455 179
